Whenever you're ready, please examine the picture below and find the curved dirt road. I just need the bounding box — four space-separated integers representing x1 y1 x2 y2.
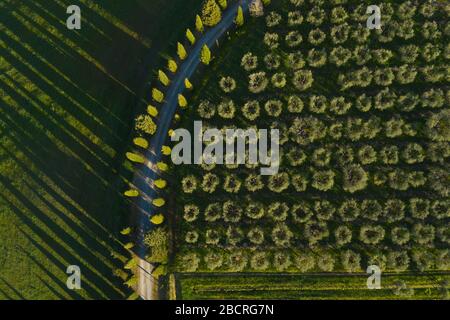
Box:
132 0 252 300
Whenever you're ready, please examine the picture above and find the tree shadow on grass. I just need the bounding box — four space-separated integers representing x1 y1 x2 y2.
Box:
17 242 84 300
0 176 126 299
0 277 26 300
0 41 120 166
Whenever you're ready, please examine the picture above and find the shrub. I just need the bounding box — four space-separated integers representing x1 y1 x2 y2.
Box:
181 175 198 193
317 253 335 271
335 225 352 246
426 110 449 142
286 31 303 48
273 252 292 271
286 52 305 69
391 226 410 246
266 11 282 27
304 221 329 244
263 32 279 49
179 253 200 272
342 164 368 193
338 200 360 222
265 99 283 117
185 231 199 244
272 224 294 247
359 225 385 245
268 202 289 222
204 252 223 270
219 76 237 93
307 48 327 67
248 72 269 93
288 11 303 26
431 200 450 219
331 23 350 44
135 115 157 135
183 204 200 222
217 100 236 119
294 253 315 272
271 73 287 88
226 226 244 246
205 203 221 222
341 250 361 272
145 228 169 263
396 65 417 84
201 173 220 193
223 201 242 223
291 173 308 192
227 251 248 272
307 6 325 26
292 70 314 91
205 229 220 245
399 44 419 63
289 116 326 145
387 251 410 271
198 100 216 119
311 170 335 191
248 227 265 245
412 250 434 272
241 52 258 71
292 202 313 224
201 0 222 27
245 202 265 220
250 252 270 271
360 200 382 221
412 223 435 245
383 199 405 223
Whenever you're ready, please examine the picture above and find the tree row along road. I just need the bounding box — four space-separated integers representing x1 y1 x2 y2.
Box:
132 0 252 300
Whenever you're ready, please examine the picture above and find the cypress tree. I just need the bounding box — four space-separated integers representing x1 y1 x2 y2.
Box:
201 45 211 65
195 15 204 32
158 70 170 86
235 6 244 26
186 28 196 44
177 42 187 60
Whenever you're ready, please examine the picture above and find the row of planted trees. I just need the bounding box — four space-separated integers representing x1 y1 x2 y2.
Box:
174 0 449 275
119 0 254 293
176 248 450 273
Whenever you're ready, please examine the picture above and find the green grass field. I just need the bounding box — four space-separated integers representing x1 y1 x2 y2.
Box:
0 0 202 299
178 273 450 300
